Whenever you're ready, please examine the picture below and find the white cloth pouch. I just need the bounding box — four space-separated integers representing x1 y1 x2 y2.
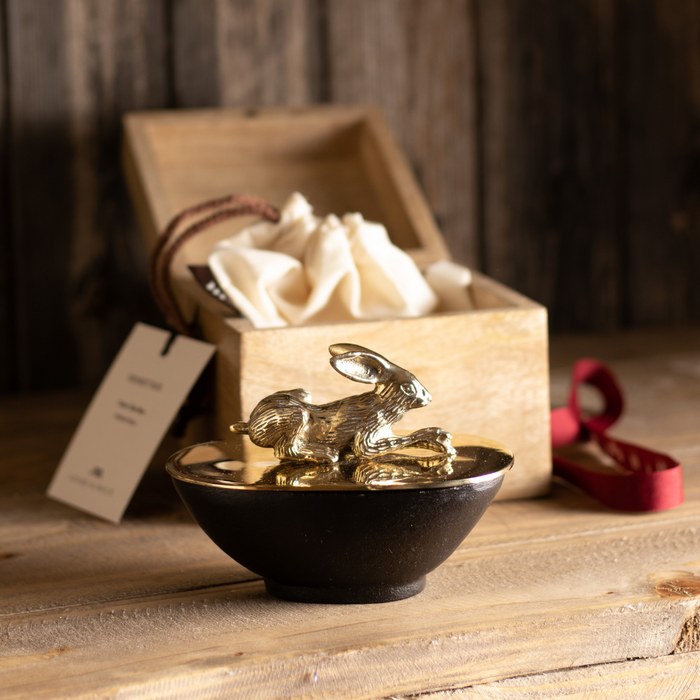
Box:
208 193 472 329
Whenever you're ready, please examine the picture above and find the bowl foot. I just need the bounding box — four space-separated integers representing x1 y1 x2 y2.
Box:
265 577 426 604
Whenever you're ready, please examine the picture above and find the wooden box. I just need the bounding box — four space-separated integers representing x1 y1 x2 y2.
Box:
122 105 550 500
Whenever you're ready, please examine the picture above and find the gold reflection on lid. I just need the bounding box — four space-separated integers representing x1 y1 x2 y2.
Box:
167 434 513 492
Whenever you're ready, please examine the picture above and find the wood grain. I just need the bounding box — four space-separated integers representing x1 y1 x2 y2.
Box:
326 0 480 267
63 0 170 386
1 330 700 699
0 0 12 394
5 0 168 392
173 0 320 109
478 0 623 332
6 0 78 391
216 0 316 107
402 652 700 699
171 0 221 108
623 0 700 327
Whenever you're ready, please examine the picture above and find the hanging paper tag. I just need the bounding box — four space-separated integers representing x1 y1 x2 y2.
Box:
47 323 216 522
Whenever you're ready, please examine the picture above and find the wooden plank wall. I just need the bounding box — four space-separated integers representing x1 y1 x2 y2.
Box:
0 0 699 393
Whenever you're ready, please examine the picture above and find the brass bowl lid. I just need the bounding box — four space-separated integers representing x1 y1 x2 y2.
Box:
167 434 513 492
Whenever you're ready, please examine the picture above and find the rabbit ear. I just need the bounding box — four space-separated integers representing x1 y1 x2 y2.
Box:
329 343 393 364
330 350 392 385
329 343 373 357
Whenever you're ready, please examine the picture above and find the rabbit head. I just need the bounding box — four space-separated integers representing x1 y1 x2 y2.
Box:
328 343 432 409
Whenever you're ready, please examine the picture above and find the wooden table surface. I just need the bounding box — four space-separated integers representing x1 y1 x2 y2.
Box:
2 328 700 699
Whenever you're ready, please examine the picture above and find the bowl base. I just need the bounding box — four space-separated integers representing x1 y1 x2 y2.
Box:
265 576 426 604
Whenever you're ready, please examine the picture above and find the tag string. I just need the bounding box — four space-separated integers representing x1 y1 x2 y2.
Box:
551 359 683 511
149 194 280 335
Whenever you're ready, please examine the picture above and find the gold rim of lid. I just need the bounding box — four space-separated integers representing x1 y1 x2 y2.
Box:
166 434 513 492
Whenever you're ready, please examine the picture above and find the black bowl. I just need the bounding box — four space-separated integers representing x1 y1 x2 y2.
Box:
167 436 513 604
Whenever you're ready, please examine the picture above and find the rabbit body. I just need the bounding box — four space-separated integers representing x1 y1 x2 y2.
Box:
231 343 455 463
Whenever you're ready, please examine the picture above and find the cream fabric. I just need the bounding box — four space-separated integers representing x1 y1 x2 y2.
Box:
208 193 472 328
424 260 474 312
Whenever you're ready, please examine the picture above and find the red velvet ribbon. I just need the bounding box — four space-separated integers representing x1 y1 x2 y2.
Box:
551 358 683 512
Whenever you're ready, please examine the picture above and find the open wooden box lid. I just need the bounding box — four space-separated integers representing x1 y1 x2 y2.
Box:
123 105 457 316
123 104 541 321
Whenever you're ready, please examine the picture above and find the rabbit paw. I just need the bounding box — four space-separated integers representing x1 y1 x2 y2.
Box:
275 441 340 464
432 429 456 456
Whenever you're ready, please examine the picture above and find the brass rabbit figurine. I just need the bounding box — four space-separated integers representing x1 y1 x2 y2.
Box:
230 343 455 464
